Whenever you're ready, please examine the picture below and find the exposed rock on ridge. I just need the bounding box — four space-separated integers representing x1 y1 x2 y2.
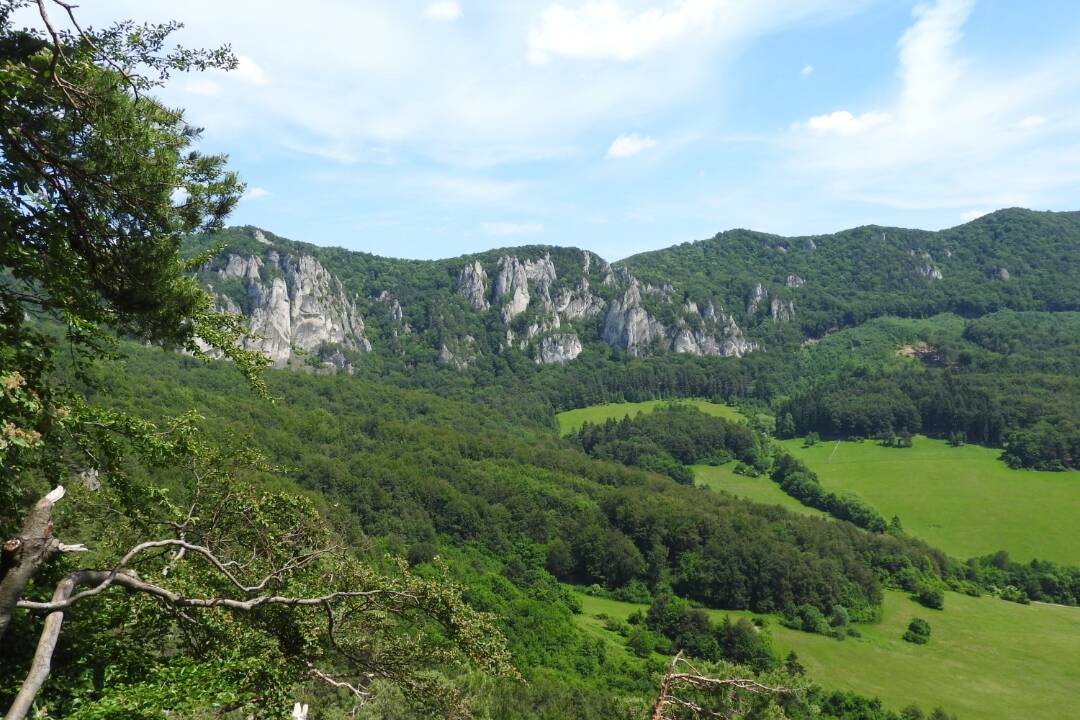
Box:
215 252 370 367
603 277 754 358
457 261 489 311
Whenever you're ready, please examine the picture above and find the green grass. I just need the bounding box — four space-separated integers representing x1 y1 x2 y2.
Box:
556 399 744 435
575 589 1080 720
781 435 1080 565
693 464 826 518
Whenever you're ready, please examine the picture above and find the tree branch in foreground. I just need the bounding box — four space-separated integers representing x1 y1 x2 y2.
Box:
651 651 796 720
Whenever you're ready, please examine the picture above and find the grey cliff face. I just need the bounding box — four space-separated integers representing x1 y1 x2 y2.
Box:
770 298 796 323
602 277 755 358
786 274 805 288
217 252 370 367
457 260 489 311
553 279 606 321
746 283 769 314
493 256 531 322
537 334 583 364
602 280 667 356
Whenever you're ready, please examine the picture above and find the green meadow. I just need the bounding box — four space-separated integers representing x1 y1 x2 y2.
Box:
575 589 1080 720
693 463 827 518
781 435 1080 565
556 399 744 435
559 403 1080 564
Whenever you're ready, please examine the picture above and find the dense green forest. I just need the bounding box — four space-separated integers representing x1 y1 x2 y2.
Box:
5 338 993 718
182 206 1080 470
3 3 1078 718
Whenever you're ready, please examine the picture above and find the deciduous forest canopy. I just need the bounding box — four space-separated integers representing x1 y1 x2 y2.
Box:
2 2 1078 720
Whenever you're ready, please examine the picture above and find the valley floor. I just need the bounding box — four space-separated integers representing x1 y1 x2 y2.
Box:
781 436 1080 565
576 589 1080 720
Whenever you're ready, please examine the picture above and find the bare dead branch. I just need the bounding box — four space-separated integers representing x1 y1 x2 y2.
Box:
650 651 795 720
17 568 414 613
4 570 85 720
0 487 67 639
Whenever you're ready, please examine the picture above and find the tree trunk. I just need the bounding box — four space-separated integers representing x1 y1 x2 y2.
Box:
0 487 65 639
4 571 96 720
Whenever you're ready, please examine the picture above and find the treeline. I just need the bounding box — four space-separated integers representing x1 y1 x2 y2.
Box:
775 311 1080 470
965 552 1080 606
92 346 972 619
568 404 765 483
770 453 887 532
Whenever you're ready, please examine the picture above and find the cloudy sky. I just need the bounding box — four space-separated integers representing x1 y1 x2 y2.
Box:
52 1 1080 259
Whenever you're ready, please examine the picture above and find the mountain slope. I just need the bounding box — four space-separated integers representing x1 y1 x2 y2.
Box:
190 208 1080 372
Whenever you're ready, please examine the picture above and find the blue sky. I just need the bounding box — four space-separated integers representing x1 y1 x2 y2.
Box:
69 1 1080 259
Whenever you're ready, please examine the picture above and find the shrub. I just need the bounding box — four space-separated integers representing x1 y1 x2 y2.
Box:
406 542 439 567
915 585 945 610
903 617 931 644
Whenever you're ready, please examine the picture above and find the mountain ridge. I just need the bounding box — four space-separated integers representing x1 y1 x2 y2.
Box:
190 207 1080 370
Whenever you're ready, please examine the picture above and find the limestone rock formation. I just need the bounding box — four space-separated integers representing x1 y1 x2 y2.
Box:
438 336 478 370
553 279 606 321
216 252 370 367
537 334 583 364
746 283 769 314
786 274 805 288
493 256 531 322
603 278 755 358
770 298 796 322
602 280 667 355
457 260 489 311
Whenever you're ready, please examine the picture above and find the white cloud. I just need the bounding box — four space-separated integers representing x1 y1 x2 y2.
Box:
481 221 543 235
606 133 657 158
422 175 524 203
243 186 271 200
802 110 892 136
425 1 462 21
960 208 991 221
528 0 719 64
526 0 860 65
1018 115 1046 129
783 0 1080 214
234 55 270 85
800 64 814 76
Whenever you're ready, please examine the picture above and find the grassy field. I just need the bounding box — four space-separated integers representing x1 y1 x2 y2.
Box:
781 435 1080 565
556 399 744 435
575 589 1080 720
693 464 827 518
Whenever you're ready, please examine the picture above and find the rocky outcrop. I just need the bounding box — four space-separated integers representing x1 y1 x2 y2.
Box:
746 283 769 314
602 280 667 355
493 256 531 322
785 274 805 288
603 278 755 358
770 298 796 322
913 251 943 280
523 254 557 295
215 252 370 367
438 336 478 370
553 279 606 321
457 260 489 311
998 267 1011 281
537 334 583 364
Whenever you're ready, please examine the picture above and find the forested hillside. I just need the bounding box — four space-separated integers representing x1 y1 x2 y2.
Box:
185 209 1080 469
5 3 1079 719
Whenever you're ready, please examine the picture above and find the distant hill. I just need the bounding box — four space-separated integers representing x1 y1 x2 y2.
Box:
189 208 1080 372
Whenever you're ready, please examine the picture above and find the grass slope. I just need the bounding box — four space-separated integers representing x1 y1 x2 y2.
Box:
781 436 1080 565
693 464 826 518
576 590 1080 720
557 400 744 435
